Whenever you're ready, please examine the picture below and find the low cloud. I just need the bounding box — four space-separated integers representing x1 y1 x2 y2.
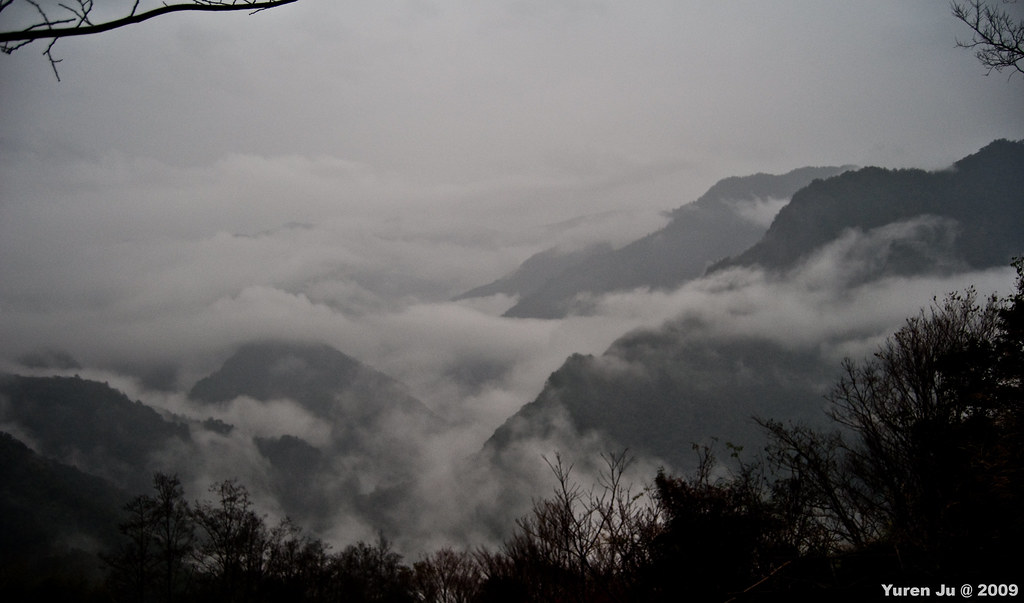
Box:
2 146 1019 557
726 196 790 228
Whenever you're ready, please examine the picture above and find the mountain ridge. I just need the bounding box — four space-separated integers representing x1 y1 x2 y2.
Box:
0 373 191 492
710 139 1024 275
484 140 1024 471
461 165 853 319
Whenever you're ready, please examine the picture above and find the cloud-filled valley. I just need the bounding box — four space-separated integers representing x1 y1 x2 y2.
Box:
2 138 1021 559
2 3 1024 588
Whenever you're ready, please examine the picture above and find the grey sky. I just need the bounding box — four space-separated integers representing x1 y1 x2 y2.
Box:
4 2 1022 175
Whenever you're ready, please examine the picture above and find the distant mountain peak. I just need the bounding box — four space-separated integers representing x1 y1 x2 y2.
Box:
188 339 438 424
684 165 857 213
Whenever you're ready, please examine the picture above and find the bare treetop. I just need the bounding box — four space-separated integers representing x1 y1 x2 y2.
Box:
0 0 299 79
952 0 1024 78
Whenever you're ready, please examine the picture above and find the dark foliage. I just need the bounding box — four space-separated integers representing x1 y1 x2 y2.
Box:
475 451 661 603
757 258 1024 592
646 452 788 602
100 475 419 603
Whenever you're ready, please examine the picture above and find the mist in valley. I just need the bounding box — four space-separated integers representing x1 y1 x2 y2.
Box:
1 1 1023 583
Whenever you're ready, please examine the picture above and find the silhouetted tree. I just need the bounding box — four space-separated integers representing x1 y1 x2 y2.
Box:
645 443 792 602
191 479 270 602
260 518 335 602
758 420 871 551
104 474 423 603
104 473 194 603
150 474 194 603
760 260 1024 584
106 493 159 602
331 533 416 603
413 547 483 603
486 451 661 603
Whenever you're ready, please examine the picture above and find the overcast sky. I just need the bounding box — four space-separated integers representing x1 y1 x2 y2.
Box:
1 0 1022 385
4 2 1023 191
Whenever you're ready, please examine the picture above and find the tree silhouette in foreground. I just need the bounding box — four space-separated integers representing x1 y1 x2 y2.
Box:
760 258 1024 591
103 474 418 603
0 0 298 79
103 474 194 603
483 451 661 602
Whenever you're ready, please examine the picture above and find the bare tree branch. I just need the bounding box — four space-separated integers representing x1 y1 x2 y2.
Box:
1 0 297 43
952 0 1024 78
1 0 297 79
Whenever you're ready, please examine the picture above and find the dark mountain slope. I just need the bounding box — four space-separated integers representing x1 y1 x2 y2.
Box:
485 325 834 470
0 432 124 568
0 374 190 492
494 166 851 318
711 139 1024 275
